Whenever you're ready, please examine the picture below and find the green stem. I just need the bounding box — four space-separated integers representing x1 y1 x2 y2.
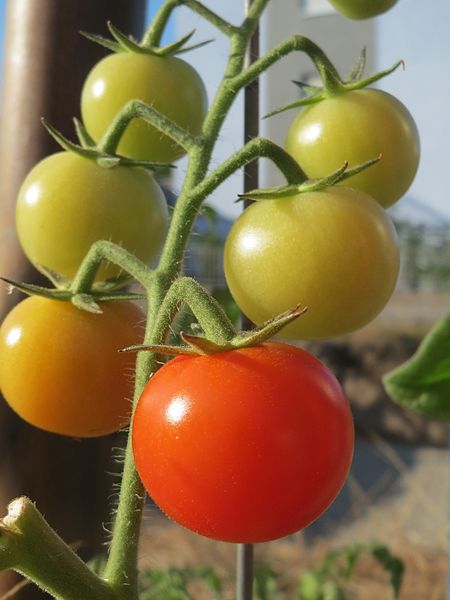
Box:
101 420 147 599
0 498 117 600
155 277 236 343
143 0 238 47
231 34 344 95
70 241 154 294
105 3 295 597
96 100 199 156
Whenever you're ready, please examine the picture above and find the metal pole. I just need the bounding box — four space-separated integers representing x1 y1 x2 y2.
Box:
236 2 260 599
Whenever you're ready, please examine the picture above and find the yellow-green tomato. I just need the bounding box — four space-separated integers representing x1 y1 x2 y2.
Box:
224 187 400 340
328 0 399 20
16 152 168 282
81 52 208 163
0 296 143 437
285 89 420 208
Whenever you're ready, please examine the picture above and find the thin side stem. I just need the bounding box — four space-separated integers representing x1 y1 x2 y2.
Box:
143 0 238 47
155 277 236 343
231 34 344 95
96 100 199 156
70 241 154 294
193 136 306 205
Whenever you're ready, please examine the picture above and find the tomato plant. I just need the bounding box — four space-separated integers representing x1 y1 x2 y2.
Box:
132 342 354 543
0 2 419 597
285 89 420 208
16 151 169 282
224 186 400 339
0 296 143 437
81 52 208 163
328 0 399 20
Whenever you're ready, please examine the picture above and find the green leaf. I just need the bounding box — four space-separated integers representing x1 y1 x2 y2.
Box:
253 563 280 600
264 92 324 119
192 566 222 596
322 582 346 600
383 312 450 421
107 21 147 54
71 293 102 314
370 543 404 599
292 80 322 96
0 277 71 301
79 30 122 53
344 60 404 93
347 47 366 82
73 117 96 148
298 571 323 600
155 29 196 55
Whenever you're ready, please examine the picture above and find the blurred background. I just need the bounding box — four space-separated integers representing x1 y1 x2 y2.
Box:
0 1 448 598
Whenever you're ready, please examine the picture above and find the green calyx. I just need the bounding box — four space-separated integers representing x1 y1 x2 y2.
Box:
2 276 145 315
42 118 173 171
122 305 307 357
81 22 212 58
238 157 381 202
265 46 404 118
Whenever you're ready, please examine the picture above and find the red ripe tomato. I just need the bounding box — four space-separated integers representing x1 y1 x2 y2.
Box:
0 296 143 437
132 342 354 543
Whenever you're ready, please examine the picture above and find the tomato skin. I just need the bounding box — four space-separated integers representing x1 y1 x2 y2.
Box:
328 0 398 19
224 186 399 339
16 152 168 282
0 297 143 437
285 89 420 208
81 52 208 163
132 342 354 543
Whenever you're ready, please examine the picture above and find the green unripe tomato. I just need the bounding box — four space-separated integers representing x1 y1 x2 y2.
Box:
81 52 208 163
285 89 420 208
224 186 400 340
328 0 399 20
16 152 169 282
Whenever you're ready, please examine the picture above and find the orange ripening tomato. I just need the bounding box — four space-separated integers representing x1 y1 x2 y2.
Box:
0 296 143 437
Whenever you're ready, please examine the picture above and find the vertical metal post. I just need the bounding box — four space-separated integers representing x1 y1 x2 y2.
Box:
236 2 260 600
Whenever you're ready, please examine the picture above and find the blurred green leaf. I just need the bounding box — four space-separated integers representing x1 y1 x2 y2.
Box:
384 311 450 421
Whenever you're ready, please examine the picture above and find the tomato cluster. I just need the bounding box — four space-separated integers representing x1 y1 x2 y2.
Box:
0 0 416 548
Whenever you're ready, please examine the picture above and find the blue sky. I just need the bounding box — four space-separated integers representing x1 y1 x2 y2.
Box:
0 1 449 222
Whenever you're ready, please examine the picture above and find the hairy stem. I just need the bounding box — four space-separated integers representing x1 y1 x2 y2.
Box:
154 277 236 343
70 241 154 294
105 2 305 596
143 0 238 47
0 498 117 600
232 34 344 95
96 100 199 156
